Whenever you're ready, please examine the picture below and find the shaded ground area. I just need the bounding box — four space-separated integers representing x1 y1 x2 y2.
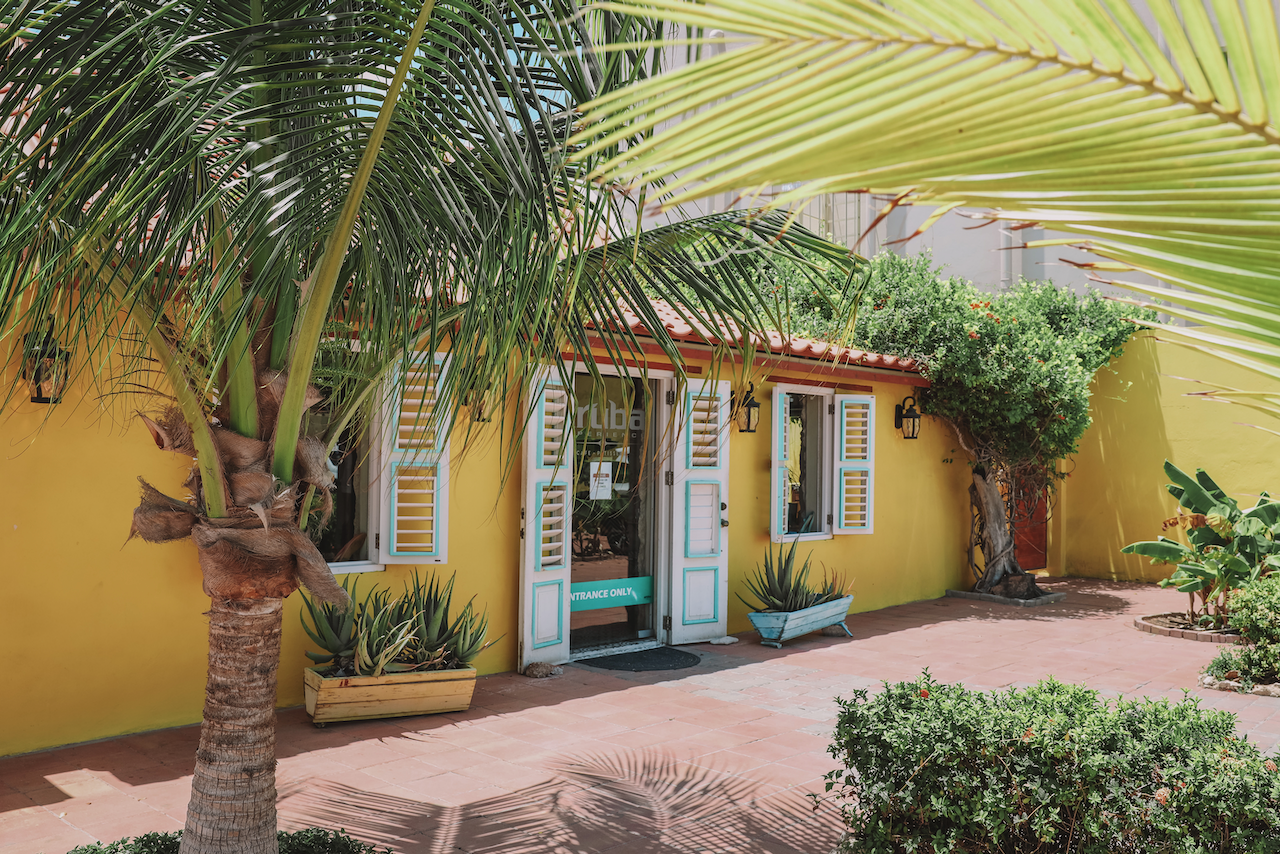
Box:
4 578 1278 853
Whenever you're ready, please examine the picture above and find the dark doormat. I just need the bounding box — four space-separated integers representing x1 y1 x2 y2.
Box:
579 646 700 672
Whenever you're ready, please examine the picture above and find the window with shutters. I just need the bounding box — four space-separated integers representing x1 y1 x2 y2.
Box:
315 428 372 566
771 384 875 541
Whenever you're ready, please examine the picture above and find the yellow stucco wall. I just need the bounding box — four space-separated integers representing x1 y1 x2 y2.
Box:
2 354 970 757
0 374 521 758
1064 335 1280 582
725 374 972 633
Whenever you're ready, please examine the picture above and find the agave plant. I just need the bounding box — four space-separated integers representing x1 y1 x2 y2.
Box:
299 577 361 674
738 540 848 613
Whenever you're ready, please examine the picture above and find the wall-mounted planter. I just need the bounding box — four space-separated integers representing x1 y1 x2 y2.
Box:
303 666 476 725
747 595 853 649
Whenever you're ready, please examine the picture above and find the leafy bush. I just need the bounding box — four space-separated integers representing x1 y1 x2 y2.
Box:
1229 575 1280 646
1123 461 1280 628
70 828 392 854
851 253 1148 481
821 673 1280 853
68 833 181 854
1205 576 1280 688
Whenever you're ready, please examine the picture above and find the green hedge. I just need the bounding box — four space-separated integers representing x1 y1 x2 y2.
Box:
1207 576 1280 688
822 674 1280 853
69 828 391 854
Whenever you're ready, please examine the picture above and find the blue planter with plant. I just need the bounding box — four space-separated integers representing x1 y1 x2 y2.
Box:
740 540 852 648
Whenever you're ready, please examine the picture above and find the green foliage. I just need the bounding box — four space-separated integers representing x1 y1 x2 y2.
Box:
302 571 495 677
68 834 182 854
1122 461 1280 627
1229 576 1280 646
847 253 1150 479
821 673 1280 854
737 539 848 612
69 828 392 854
1206 576 1280 688
299 576 360 670
355 588 418 678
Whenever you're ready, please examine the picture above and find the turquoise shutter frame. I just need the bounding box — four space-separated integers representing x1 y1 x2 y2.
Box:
833 394 874 535
379 353 450 563
770 388 790 542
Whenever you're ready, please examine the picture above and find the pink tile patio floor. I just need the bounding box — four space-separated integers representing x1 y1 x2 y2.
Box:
5 578 1279 853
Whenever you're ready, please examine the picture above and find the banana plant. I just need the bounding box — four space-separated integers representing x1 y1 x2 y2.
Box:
1123 461 1280 627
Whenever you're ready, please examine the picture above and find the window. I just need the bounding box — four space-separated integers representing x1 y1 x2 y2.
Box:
771 385 875 541
313 354 452 571
316 429 371 565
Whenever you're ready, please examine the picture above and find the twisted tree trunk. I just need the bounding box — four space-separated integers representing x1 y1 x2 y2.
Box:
972 468 1043 599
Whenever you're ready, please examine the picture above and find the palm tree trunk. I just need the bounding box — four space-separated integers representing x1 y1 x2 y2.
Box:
180 597 284 854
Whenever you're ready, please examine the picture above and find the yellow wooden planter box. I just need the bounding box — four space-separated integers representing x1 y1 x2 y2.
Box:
303 666 477 724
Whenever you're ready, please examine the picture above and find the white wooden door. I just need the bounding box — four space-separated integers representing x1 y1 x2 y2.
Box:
668 378 732 645
518 371 573 669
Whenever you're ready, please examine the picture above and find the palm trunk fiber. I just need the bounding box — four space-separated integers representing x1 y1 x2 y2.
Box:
180 597 284 854
972 469 1042 598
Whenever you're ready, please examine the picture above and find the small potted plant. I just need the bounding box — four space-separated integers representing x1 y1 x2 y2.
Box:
300 570 495 725
739 540 852 648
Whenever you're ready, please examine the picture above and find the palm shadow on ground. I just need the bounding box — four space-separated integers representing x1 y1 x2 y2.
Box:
277 749 842 854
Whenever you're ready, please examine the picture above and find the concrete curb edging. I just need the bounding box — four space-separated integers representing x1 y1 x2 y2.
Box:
1134 614 1241 644
1199 673 1280 697
944 589 1066 607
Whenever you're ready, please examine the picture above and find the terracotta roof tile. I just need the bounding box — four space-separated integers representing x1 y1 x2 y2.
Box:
620 299 920 374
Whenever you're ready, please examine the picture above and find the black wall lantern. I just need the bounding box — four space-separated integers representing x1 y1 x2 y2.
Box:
734 382 761 433
894 395 921 439
22 321 71 404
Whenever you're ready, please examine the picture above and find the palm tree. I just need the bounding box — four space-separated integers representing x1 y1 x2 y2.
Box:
0 2 852 851
572 0 1280 400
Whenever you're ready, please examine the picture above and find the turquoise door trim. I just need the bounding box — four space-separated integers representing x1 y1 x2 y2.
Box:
531 579 564 648
681 566 720 625
684 479 722 558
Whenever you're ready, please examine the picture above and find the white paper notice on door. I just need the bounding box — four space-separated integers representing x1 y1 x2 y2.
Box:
588 462 613 500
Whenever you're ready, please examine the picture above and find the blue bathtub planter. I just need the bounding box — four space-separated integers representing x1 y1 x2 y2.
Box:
747 595 854 649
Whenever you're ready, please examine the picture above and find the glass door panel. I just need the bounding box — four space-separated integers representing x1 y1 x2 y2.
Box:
570 375 657 650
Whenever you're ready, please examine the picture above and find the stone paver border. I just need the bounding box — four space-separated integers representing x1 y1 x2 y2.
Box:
945 589 1066 607
1134 614 1241 644
1199 674 1280 697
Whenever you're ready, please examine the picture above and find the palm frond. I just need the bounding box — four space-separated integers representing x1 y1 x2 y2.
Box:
571 0 1280 376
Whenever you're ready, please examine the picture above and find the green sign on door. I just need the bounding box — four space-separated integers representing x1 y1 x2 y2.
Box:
570 576 654 612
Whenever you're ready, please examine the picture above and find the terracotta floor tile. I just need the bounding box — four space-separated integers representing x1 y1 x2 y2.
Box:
10 579 1280 854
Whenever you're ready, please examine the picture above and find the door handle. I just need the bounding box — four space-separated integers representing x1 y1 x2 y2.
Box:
720 518 729 527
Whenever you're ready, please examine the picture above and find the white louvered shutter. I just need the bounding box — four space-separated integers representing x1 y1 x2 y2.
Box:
832 394 874 535
376 354 450 563
518 370 573 668
769 387 790 542
669 379 731 645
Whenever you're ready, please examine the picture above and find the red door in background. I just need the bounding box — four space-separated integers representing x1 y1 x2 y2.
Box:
1012 486 1048 570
